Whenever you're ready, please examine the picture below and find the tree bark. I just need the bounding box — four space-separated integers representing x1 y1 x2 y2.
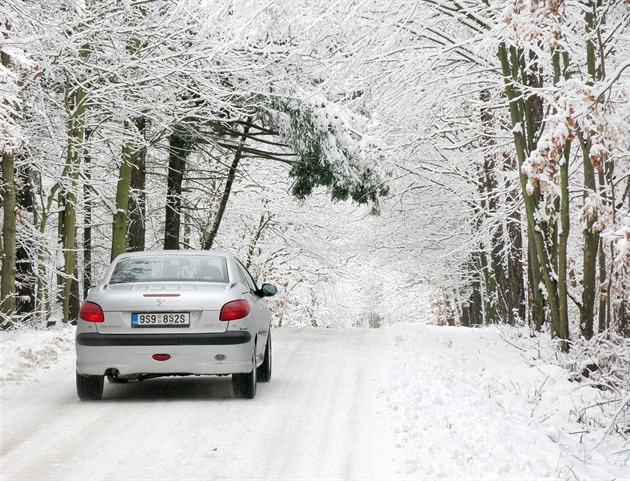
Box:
505 154 525 324
579 0 605 339
557 144 571 351
551 49 571 351
468 255 484 326
526 225 545 331
597 244 607 332
1 35 16 327
0 21 17 330
127 117 147 252
460 303 471 327
111 136 134 261
579 130 599 339
1 150 16 326
164 131 187 250
479 88 503 323
60 74 86 323
14 164 35 318
498 42 563 340
83 144 92 296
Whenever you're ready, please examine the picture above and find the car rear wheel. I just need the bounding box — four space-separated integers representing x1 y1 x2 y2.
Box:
232 351 257 399
76 372 104 400
257 332 272 383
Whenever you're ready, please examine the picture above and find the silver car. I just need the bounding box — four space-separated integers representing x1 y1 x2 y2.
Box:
75 250 277 400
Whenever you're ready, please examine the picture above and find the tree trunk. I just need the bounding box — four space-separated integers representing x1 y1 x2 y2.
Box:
505 154 525 324
597 244 607 332
618 299 628 337
527 229 545 331
202 118 252 250
83 146 92 296
498 42 563 341
469 255 484 326
112 117 149 260
479 248 497 324
111 137 134 261
551 49 572 351
127 117 147 252
60 75 86 323
1 37 17 327
164 131 187 250
579 0 605 339
35 205 53 323
557 144 571 351
479 89 504 324
1 150 16 327
14 164 35 318
579 131 599 339
460 300 471 327
15 244 34 317
70 267 80 321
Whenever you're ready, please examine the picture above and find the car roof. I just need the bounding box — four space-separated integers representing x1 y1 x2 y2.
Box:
114 250 234 260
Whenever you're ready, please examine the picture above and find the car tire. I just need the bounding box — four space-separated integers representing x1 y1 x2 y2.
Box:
257 332 272 383
76 371 104 400
232 351 257 399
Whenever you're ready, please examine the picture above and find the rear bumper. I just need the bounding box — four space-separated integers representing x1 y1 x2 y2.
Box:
76 331 251 346
76 331 254 377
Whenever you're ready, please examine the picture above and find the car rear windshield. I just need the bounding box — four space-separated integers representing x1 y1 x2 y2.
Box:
109 255 229 284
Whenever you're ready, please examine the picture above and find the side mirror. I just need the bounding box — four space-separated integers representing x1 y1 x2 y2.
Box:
259 283 277 297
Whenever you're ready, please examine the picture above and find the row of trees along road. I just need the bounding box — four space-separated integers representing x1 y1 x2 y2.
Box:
317 0 628 350
0 1 388 327
1 1 629 352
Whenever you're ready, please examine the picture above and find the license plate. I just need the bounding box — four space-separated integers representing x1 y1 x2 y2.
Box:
131 312 190 328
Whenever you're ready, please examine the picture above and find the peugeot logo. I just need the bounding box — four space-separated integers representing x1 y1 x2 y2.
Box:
156 298 166 307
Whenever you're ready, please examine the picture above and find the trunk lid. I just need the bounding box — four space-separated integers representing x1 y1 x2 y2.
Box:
88 282 235 334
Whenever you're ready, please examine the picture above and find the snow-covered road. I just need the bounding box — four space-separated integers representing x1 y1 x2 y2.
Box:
1 328 398 481
1 324 628 481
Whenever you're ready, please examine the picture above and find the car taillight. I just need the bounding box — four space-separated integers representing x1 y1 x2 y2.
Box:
79 301 105 322
152 354 171 361
219 300 250 321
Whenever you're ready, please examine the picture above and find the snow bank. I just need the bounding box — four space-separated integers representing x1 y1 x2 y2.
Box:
0 325 74 383
376 323 629 481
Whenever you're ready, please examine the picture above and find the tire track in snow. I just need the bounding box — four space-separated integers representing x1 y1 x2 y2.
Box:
1 327 399 481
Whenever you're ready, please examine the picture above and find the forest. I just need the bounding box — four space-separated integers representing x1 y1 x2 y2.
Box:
1 1 628 364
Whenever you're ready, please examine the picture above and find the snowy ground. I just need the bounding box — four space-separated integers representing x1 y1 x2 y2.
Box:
1 323 628 481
